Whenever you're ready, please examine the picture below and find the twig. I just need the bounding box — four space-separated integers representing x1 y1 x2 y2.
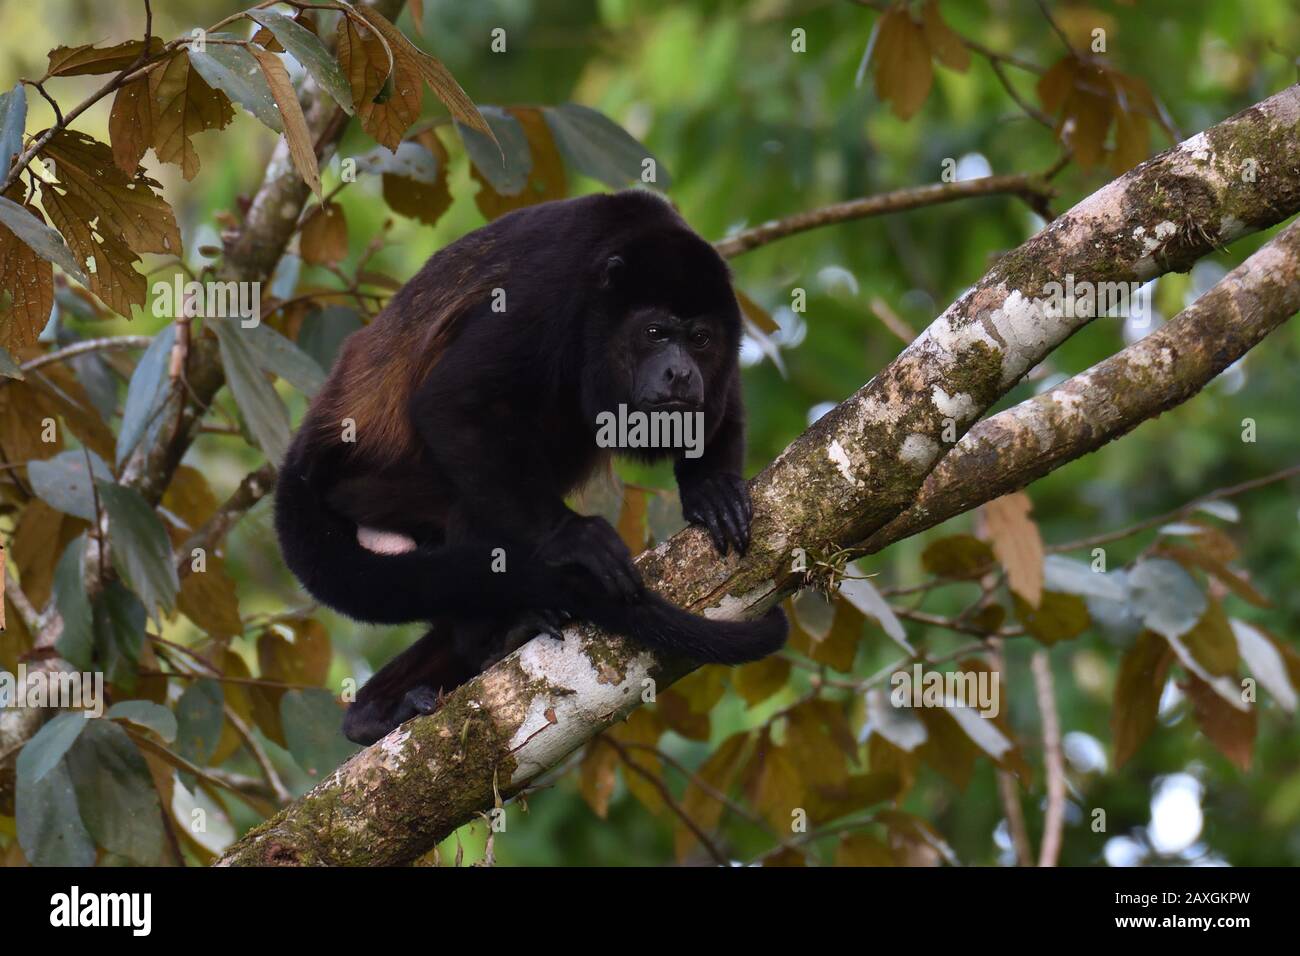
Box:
225 705 291 803
713 171 1057 258
604 737 730 866
176 463 278 577
11 336 154 376
1047 462 1300 555
1031 650 1065 867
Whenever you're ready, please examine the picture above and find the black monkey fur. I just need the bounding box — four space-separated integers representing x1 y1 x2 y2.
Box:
274 190 787 745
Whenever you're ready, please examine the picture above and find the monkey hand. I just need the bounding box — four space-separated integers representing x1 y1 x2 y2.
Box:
681 472 752 556
535 514 643 602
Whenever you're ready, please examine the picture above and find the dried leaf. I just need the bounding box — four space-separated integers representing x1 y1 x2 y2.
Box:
983 492 1043 605
1112 630 1173 768
46 38 163 77
300 201 348 265
177 553 243 639
1185 674 1255 770
471 107 568 219
250 46 322 198
148 52 234 181
874 5 933 120
0 185 54 348
921 0 969 71
108 78 154 175
578 738 618 818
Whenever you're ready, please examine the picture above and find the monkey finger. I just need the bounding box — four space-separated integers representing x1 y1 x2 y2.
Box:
725 493 751 554
717 502 747 557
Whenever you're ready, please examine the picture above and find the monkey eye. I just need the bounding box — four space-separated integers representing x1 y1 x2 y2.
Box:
645 325 670 343
689 329 711 348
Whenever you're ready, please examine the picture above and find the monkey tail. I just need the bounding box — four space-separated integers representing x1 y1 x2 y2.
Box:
577 591 789 665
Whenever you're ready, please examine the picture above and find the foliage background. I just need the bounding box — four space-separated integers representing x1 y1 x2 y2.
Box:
1 0 1298 866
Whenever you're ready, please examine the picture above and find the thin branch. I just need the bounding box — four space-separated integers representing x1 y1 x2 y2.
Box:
713 171 1057 258
225 705 291 804
13 336 154 375
176 463 278 577
604 737 730 866
1046 463 1300 555
1031 650 1065 867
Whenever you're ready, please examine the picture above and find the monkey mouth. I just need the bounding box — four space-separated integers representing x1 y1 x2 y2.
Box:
643 399 701 413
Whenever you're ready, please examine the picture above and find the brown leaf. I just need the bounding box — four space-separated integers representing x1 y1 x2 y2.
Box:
671 665 728 713
732 655 791 706
46 38 163 76
735 287 778 334
615 486 647 552
29 361 115 461
249 47 321 198
752 744 804 833
785 700 850 790
337 12 416 151
108 78 154 175
39 130 182 316
1012 590 1089 645
608 707 665 816
381 129 453 226
836 832 897 866
13 500 86 607
177 553 243 639
874 5 934 120
578 738 618 818
808 598 863 673
351 5 491 138
0 377 63 463
148 52 234 181
1185 674 1255 770
920 533 994 578
208 648 255 766
983 492 1044 606
916 707 977 790
472 107 568 220
1181 598 1239 677
921 0 969 72
300 201 349 266
1112 630 1174 768
251 26 286 53
656 688 711 741
674 731 751 861
160 465 219 545
0 185 54 349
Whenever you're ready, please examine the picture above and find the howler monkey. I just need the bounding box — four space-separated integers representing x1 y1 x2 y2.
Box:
275 190 787 745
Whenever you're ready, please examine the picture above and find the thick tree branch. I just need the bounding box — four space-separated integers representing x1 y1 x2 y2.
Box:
218 86 1300 866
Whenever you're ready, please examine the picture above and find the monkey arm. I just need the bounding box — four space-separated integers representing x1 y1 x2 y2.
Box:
675 374 752 555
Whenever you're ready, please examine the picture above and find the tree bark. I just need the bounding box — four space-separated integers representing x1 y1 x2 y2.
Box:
217 85 1300 866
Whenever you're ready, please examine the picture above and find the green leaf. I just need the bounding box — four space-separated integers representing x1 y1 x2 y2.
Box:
175 679 225 770
247 323 326 397
65 719 166 864
116 324 176 467
543 103 671 189
26 449 113 521
457 106 531 196
1128 557 1206 640
248 11 353 114
107 700 178 742
188 41 284 132
15 711 89 784
281 688 357 777
0 194 87 282
920 534 995 578
0 82 26 171
15 760 95 866
213 318 291 464
97 480 180 619
93 581 147 690
1012 590 1089 645
52 536 94 670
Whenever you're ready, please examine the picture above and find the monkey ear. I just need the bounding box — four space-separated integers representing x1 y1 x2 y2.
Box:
598 255 626 289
